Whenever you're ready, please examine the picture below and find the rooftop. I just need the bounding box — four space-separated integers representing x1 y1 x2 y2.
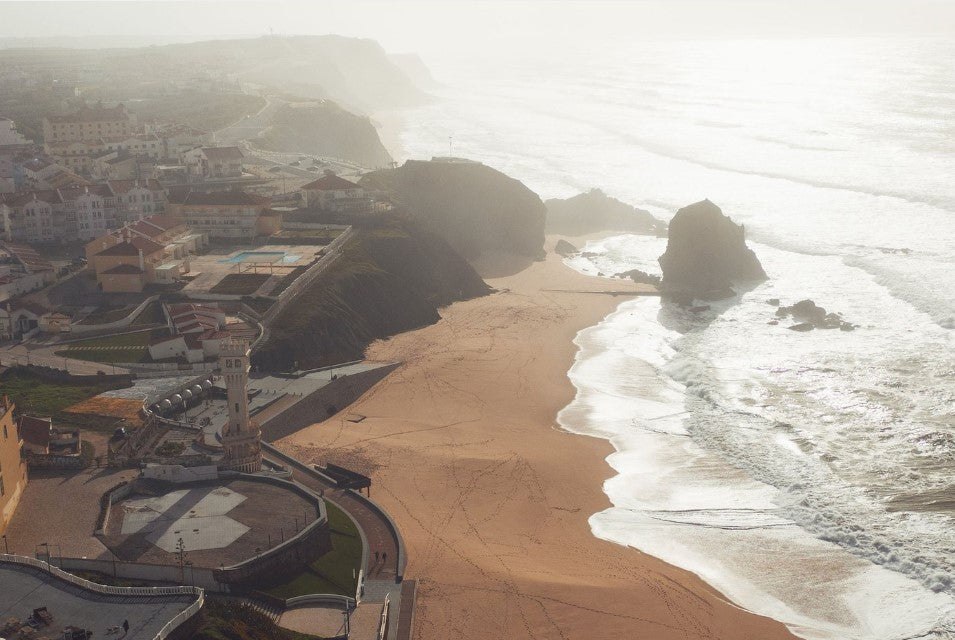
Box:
301 173 361 191
179 190 270 207
46 104 129 124
200 146 244 162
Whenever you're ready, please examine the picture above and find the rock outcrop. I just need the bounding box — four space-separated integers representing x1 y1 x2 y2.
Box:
775 299 856 331
614 269 662 286
554 239 579 256
252 220 491 371
545 189 666 236
256 101 393 168
360 160 546 260
658 199 767 300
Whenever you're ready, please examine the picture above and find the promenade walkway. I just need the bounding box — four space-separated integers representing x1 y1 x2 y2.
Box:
0 562 195 640
261 444 408 639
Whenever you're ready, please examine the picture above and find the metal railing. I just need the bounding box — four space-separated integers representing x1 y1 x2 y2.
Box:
0 554 204 640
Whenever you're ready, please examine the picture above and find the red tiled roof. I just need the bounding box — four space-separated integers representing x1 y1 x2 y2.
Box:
3 190 62 207
301 174 360 191
56 184 113 201
101 264 144 275
3 243 54 272
95 236 164 257
200 146 244 162
107 179 164 194
18 415 52 448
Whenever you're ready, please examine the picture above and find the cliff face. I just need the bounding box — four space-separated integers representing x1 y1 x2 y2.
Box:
658 199 767 299
252 221 491 371
545 189 666 236
360 160 546 260
183 35 426 112
256 102 393 168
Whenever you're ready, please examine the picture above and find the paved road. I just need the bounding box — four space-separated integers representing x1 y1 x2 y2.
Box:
213 97 283 147
0 340 130 375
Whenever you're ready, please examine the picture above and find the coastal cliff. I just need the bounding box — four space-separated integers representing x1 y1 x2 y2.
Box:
252 221 491 370
658 199 767 299
256 101 393 168
359 160 546 260
545 188 666 235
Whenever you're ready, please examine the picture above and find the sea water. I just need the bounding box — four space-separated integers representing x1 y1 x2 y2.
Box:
386 36 955 639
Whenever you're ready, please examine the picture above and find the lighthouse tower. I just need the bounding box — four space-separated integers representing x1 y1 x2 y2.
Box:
219 338 261 473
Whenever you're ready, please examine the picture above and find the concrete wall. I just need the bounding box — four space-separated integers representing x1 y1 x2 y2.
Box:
58 556 227 592
258 364 399 441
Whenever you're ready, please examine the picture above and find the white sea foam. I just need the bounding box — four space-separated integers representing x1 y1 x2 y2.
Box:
393 34 955 639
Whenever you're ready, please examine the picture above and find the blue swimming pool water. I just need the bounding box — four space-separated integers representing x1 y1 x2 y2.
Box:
219 251 301 264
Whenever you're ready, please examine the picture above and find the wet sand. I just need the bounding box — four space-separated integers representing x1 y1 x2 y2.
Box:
277 235 798 639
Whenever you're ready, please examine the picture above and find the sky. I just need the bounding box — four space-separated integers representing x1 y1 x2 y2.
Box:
1 0 954 54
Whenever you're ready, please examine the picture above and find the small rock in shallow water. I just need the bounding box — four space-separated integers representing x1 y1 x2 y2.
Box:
788 322 815 332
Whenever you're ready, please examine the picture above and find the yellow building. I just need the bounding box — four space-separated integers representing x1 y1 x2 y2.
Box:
43 104 133 145
0 396 28 537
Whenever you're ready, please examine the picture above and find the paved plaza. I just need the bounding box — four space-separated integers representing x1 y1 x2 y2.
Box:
118 486 249 553
0 563 195 640
102 479 319 567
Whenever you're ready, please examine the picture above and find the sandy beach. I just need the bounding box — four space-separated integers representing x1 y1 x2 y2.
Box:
277 235 797 639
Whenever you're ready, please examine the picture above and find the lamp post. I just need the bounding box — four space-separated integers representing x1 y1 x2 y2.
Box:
2 534 8 554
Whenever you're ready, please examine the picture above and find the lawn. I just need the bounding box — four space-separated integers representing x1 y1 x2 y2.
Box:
210 274 271 295
53 328 170 364
263 501 362 598
0 369 128 417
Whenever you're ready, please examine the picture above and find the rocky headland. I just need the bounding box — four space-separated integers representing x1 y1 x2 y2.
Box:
252 220 491 370
256 101 394 168
545 188 666 236
360 159 546 261
658 199 767 301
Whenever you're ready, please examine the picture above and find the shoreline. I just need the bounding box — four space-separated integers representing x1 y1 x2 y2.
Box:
277 234 797 639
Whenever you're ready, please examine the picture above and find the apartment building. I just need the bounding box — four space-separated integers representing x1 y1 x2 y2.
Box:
0 180 167 243
0 396 28 537
300 172 374 215
42 104 134 144
168 190 276 240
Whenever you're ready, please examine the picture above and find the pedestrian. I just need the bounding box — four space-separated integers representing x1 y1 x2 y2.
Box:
122 619 129 634
382 551 387 563
374 551 379 562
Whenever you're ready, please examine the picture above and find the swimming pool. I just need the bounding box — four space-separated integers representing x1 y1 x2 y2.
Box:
219 251 301 264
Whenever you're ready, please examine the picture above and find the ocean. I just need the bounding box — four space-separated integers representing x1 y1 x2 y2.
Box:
383 35 955 639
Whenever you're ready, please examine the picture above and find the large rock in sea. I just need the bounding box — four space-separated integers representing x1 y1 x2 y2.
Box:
360 159 546 260
658 199 767 299
545 188 666 236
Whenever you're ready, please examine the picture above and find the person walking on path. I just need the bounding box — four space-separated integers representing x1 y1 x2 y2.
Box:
374 551 379 563
122 620 129 635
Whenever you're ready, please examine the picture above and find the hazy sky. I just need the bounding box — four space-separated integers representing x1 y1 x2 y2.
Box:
1 0 953 54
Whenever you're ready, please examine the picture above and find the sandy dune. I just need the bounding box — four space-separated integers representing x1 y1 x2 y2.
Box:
278 236 797 639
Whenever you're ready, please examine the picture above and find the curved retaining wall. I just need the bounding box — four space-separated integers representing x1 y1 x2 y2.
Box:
261 442 407 580
213 473 331 586
0 554 204 640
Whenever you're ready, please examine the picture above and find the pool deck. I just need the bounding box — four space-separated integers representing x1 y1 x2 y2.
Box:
182 245 323 295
